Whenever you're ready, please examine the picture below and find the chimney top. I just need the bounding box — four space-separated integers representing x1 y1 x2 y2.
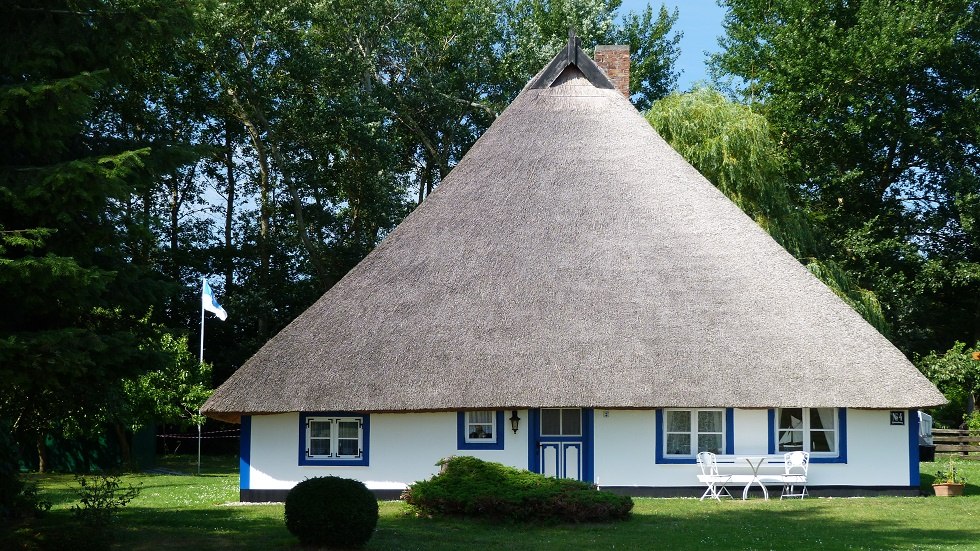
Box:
593 45 631 99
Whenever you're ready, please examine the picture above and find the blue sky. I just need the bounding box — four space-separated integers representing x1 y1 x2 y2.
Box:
620 1 726 91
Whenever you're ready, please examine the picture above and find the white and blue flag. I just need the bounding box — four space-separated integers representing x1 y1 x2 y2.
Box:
201 277 228 321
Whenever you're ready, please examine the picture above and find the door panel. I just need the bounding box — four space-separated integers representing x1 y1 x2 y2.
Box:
541 443 559 478
562 443 581 480
539 441 581 479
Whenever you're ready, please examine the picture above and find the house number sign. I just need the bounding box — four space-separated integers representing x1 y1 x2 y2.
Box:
890 411 905 426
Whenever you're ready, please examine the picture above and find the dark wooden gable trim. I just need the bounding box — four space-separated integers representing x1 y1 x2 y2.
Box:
527 33 616 91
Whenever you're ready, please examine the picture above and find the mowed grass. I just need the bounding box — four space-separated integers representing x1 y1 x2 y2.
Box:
16 455 980 550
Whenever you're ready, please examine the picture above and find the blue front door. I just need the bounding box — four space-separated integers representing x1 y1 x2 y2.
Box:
528 408 594 482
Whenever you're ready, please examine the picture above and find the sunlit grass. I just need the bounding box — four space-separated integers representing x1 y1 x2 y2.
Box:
14 454 980 550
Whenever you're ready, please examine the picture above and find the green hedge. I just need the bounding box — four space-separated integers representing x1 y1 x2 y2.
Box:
403 456 632 522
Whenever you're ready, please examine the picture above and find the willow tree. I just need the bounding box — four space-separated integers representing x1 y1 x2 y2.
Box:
646 88 887 333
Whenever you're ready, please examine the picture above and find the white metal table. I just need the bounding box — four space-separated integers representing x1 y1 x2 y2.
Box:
724 455 783 500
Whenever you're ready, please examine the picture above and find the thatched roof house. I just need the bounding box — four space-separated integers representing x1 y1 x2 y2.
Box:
202 39 944 425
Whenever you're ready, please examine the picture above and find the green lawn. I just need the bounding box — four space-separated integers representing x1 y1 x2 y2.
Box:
11 455 980 550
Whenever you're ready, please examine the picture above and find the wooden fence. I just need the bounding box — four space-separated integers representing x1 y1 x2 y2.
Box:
933 429 980 458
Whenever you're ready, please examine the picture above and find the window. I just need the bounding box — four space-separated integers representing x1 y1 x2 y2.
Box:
466 411 496 442
663 409 725 456
299 413 369 466
457 410 505 450
540 408 582 436
776 408 837 455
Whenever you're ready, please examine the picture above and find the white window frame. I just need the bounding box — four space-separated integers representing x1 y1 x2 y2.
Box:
304 416 364 460
464 410 497 443
663 408 726 457
775 407 839 457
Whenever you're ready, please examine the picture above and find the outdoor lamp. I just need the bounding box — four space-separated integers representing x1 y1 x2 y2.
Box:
510 410 521 433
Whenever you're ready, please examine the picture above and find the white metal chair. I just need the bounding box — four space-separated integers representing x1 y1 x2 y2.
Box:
696 452 733 501
779 451 809 499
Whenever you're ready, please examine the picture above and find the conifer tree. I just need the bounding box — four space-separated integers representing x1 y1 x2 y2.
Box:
0 0 193 470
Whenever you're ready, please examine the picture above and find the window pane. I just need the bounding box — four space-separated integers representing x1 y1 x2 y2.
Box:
469 411 492 424
666 410 691 432
541 409 561 435
309 438 331 456
779 408 803 430
337 420 361 457
811 408 835 430
309 420 331 438
562 409 582 436
778 430 804 452
469 424 493 439
698 434 723 454
698 410 722 433
666 434 691 455
337 420 359 439
811 430 835 453
337 438 359 457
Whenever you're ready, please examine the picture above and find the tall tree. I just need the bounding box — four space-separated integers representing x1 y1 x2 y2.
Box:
712 0 980 355
0 0 195 469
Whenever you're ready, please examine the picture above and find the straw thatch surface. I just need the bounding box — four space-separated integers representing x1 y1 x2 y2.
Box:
203 51 945 423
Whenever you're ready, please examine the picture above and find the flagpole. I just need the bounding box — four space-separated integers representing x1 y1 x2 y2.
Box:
198 277 229 476
200 282 206 364
198 281 205 475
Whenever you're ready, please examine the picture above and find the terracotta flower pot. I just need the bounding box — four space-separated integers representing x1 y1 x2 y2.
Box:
933 483 965 497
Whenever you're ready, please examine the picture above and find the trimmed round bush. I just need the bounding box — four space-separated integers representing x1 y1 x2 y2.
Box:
284 476 378 548
403 456 633 523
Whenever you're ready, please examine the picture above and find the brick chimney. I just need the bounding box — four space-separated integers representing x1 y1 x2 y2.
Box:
593 45 630 98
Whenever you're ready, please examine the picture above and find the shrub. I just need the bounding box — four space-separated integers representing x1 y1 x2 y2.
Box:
61 473 143 549
403 456 633 523
71 473 143 527
284 476 379 548
965 411 980 432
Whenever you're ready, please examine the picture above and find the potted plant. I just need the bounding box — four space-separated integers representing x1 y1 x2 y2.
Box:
933 458 966 496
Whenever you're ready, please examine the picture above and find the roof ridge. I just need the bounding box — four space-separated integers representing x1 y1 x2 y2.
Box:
526 31 616 91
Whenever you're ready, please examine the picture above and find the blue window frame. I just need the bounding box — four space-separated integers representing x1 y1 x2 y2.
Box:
767 408 847 463
298 412 370 466
655 408 734 464
457 410 505 450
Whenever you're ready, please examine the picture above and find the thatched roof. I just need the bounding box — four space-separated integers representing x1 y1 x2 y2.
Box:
203 42 945 423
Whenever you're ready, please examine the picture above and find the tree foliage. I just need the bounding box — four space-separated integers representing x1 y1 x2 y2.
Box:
124 332 212 429
0 0 197 470
2 0 683 474
646 88 813 257
712 0 980 356
918 341 980 425
150 0 683 383
646 88 888 332
500 1 681 110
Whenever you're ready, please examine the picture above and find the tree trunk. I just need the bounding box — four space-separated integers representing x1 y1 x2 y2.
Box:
169 175 180 282
36 434 46 473
114 422 133 471
224 119 236 291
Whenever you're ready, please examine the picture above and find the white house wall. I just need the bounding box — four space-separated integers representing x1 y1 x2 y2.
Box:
244 408 915 492
248 411 529 491
592 408 913 488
